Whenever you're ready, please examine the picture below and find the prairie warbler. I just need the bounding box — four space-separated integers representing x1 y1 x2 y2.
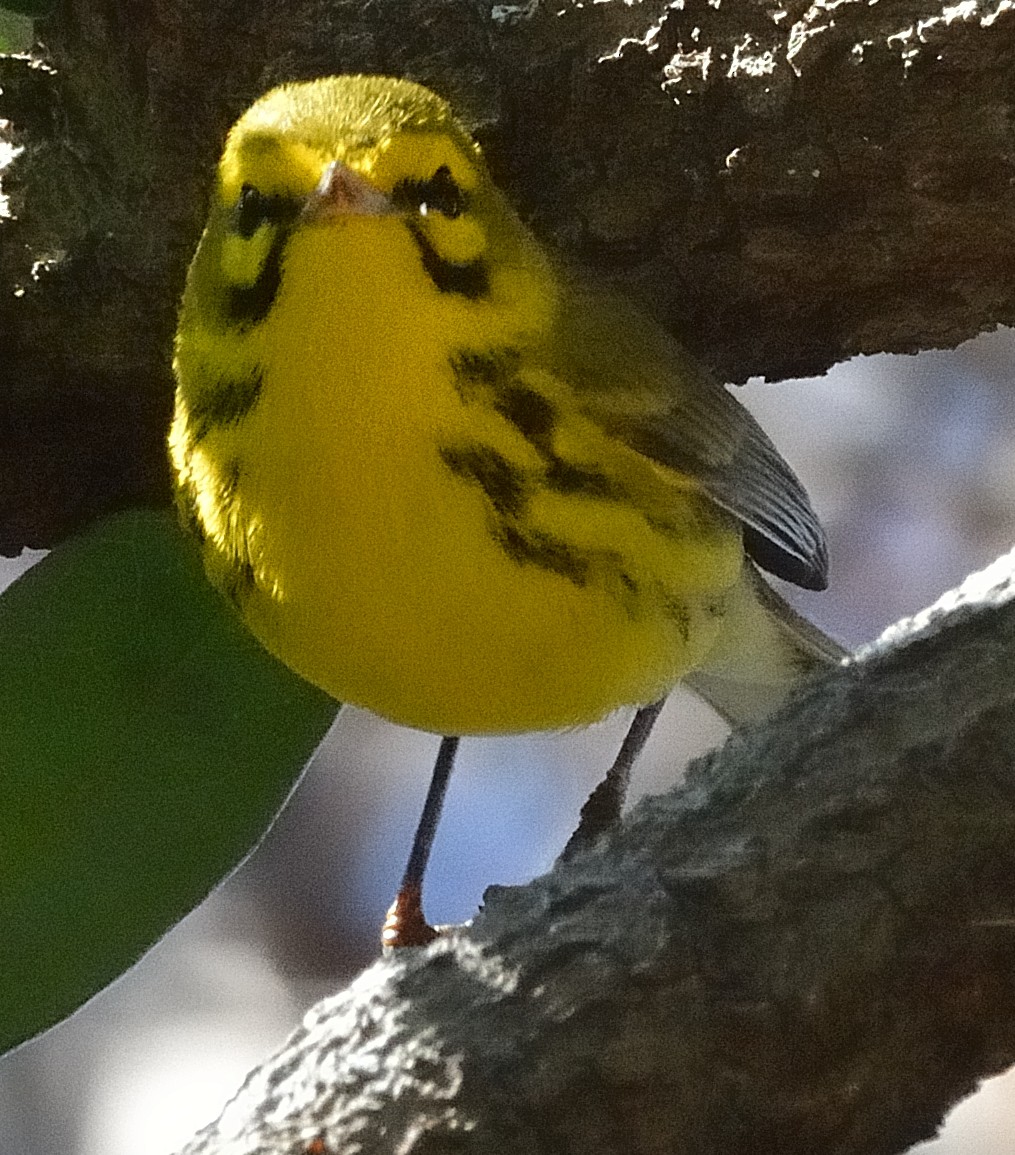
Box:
170 76 843 946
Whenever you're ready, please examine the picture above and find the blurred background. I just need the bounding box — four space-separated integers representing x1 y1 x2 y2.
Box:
2 330 1015 1152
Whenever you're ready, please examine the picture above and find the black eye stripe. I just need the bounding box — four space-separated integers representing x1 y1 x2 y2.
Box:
233 184 300 238
392 164 466 219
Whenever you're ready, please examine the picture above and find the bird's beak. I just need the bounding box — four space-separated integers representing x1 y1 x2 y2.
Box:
303 160 395 221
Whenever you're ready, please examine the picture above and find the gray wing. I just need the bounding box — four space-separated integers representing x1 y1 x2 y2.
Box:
551 284 829 591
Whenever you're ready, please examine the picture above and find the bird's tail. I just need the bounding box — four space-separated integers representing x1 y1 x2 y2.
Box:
684 561 847 728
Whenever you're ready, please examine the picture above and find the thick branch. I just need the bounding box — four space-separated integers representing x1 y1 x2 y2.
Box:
2 0 1014 550
176 551 1015 1155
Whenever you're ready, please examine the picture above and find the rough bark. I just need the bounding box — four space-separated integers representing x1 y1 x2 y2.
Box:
173 549 1015 1155
2 0 1014 552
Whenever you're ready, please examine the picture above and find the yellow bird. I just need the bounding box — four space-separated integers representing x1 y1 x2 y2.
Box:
169 75 843 946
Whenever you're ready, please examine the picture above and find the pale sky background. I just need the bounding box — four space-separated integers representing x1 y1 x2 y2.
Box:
2 332 1015 1152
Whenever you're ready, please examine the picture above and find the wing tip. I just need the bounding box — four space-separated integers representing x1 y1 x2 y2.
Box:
742 524 829 591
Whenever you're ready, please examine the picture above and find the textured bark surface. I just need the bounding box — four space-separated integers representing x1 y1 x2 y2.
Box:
172 550 1015 1155
2 0 1014 552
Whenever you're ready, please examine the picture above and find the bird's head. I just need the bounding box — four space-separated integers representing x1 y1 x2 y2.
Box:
177 75 555 353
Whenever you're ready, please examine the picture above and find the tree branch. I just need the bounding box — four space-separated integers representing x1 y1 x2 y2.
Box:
2 0 1014 550
176 549 1015 1155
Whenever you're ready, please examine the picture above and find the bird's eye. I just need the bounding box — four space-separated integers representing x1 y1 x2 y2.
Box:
235 184 273 238
393 165 466 219
419 167 465 219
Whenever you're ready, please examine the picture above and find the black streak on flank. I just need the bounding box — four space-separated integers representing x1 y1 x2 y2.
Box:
452 348 624 503
408 221 489 299
450 349 559 450
190 370 264 442
494 385 557 452
451 348 521 402
440 444 527 517
492 384 619 501
497 524 590 588
545 459 616 499
498 385 621 501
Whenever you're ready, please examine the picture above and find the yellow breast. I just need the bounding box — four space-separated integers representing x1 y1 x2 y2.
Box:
174 216 743 734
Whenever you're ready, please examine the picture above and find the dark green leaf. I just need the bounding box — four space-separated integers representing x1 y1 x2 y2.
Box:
0 509 337 1054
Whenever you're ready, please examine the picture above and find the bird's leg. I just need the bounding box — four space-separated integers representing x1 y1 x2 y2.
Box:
560 698 666 861
382 735 460 949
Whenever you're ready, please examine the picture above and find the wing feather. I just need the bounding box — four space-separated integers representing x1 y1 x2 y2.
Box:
548 283 829 591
